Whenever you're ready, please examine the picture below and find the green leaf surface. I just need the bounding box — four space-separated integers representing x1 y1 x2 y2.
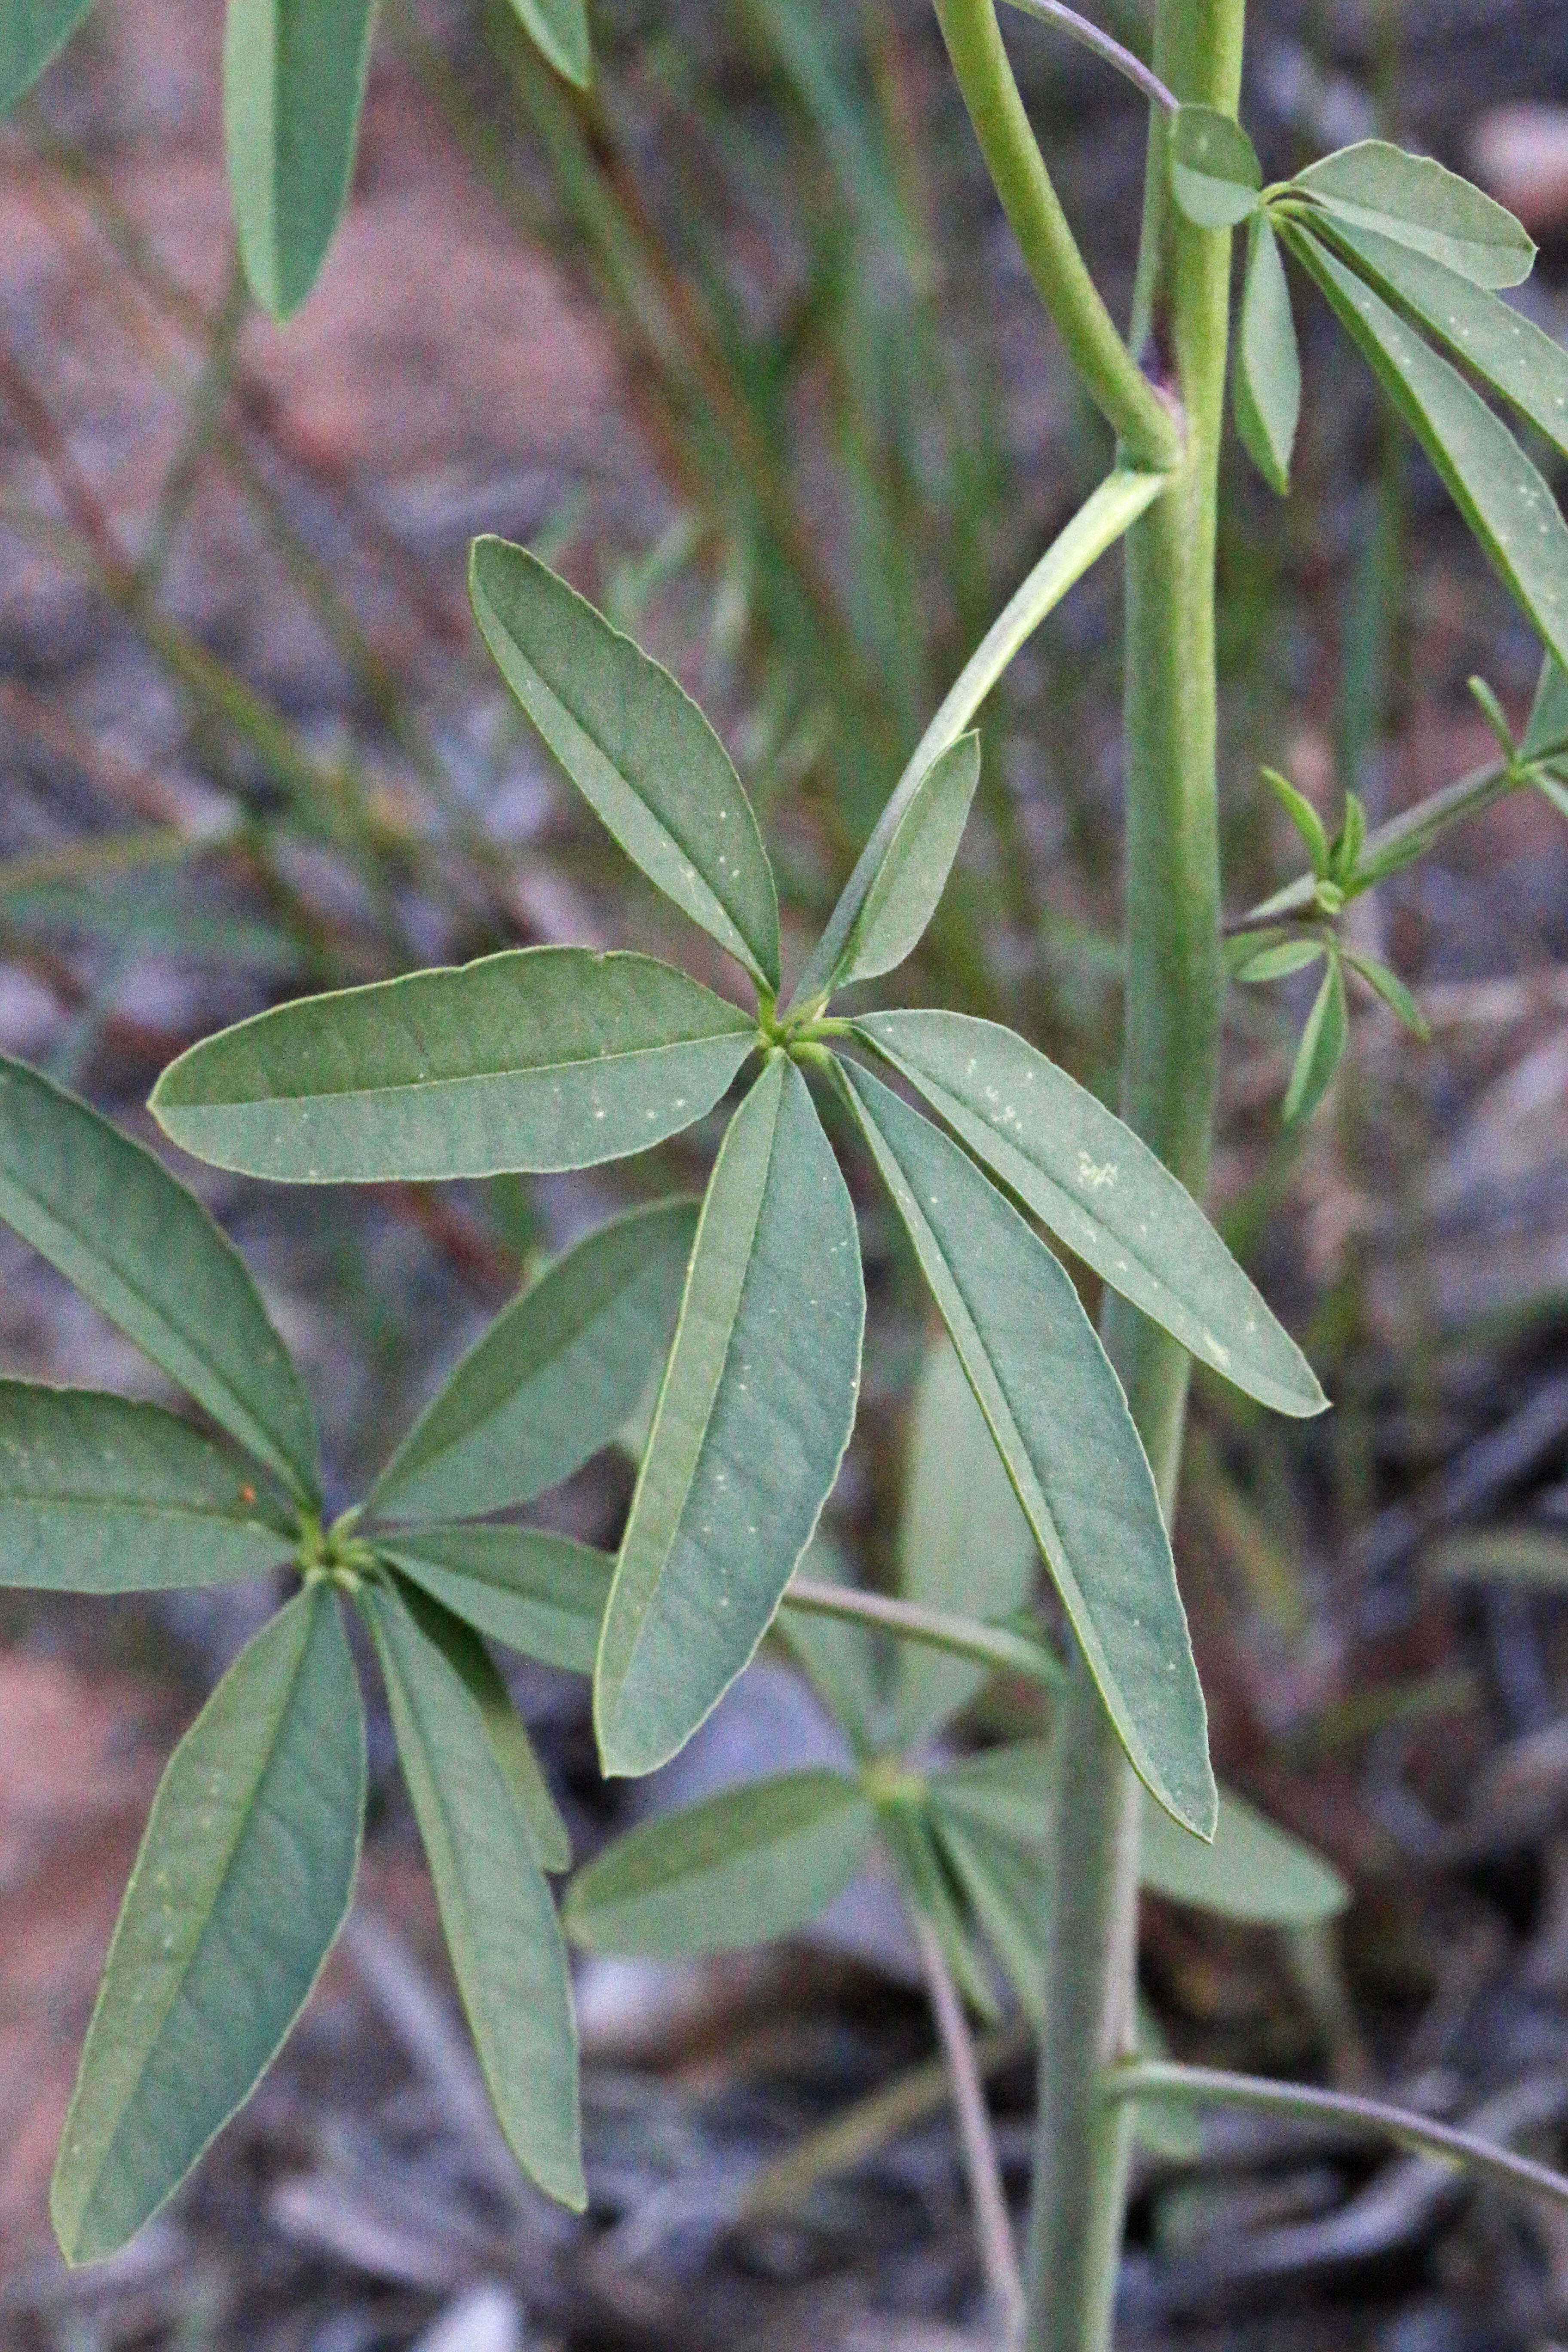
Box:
0 0 99 112
796 735 982 1005
596 1059 864 1776
1523 652 1568 762
0 1055 318 1503
881 1801 999 2022
380 1526 611 1675
1169 104 1261 229
857 1011 1324 1419
51 1590 364 2263
1313 218 1568 465
1287 227 1568 681
1261 766 1331 876
1235 215 1300 494
1282 954 1348 1125
1537 767 1568 822
370 1198 697 1522
1293 140 1535 288
931 1810 1049 2027
506 0 590 86
151 949 756 1182
469 539 779 991
361 1580 584 2206
1344 950 1430 1038
893 1335 1038 1747
1141 1785 1348 1923
837 1059 1214 1838
928 1738 1053 1847
564 1770 874 1956
0 1385 291 1592
383 1572 570 1872
224 0 379 320
1236 938 1326 984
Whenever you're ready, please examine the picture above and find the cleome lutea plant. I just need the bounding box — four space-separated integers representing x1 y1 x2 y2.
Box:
8 2 1568 2349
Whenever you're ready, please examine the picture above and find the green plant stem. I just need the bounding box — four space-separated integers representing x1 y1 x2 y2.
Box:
1022 9 1246 2349
1104 2062 1568 2214
930 0 1180 470
999 0 1178 114
783 1575 1062 1685
914 1914 1027 2347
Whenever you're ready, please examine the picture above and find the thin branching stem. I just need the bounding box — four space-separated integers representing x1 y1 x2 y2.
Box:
998 0 1178 113
783 1577 1061 1686
915 1914 1027 2349
1105 2062 1568 2214
1236 757 1516 928
931 0 1180 468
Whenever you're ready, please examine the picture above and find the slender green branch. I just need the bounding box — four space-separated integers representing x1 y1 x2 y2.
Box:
1106 2062 1568 2214
915 1913 1027 2349
783 1577 1062 1687
785 467 1167 1017
1025 9 1246 2348
930 0 1181 467
998 0 1178 114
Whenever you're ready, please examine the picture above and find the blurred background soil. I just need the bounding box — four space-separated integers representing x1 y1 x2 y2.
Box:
4 0 1568 2345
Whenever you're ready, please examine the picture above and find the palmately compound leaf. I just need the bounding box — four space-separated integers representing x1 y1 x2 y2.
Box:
837 1058 1215 1838
0 1385 291 1592
1523 652 1568 763
1169 104 1262 230
369 1198 698 1523
1234 216 1300 495
1284 229 1568 677
1141 1785 1348 1923
856 1011 1325 1419
1292 140 1535 289
224 0 379 321
1307 219 1568 466
893 1335 1038 1748
595 1058 864 1778
792 735 982 1008
506 0 590 89
150 948 756 1183
469 538 779 992
0 0 101 113
380 1526 611 1675
382 1573 570 1873
360 1578 584 2207
51 1589 364 2264
564 1770 874 1957
0 1055 318 1504
1282 953 1348 1125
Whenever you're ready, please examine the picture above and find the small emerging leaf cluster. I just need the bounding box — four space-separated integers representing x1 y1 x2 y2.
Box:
1 0 591 320
1170 118 1568 1120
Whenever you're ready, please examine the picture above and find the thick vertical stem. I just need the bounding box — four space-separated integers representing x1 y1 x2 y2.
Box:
1023 7 1247 2349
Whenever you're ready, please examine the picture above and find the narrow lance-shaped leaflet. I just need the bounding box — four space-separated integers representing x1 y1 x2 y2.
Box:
595 1057 864 1778
854 1011 1325 1417
360 1577 584 2207
469 538 779 992
0 1384 291 1592
835 1056 1215 1838
150 947 756 1182
224 0 379 321
368 1197 698 1523
51 1589 365 2264
0 1054 318 1503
